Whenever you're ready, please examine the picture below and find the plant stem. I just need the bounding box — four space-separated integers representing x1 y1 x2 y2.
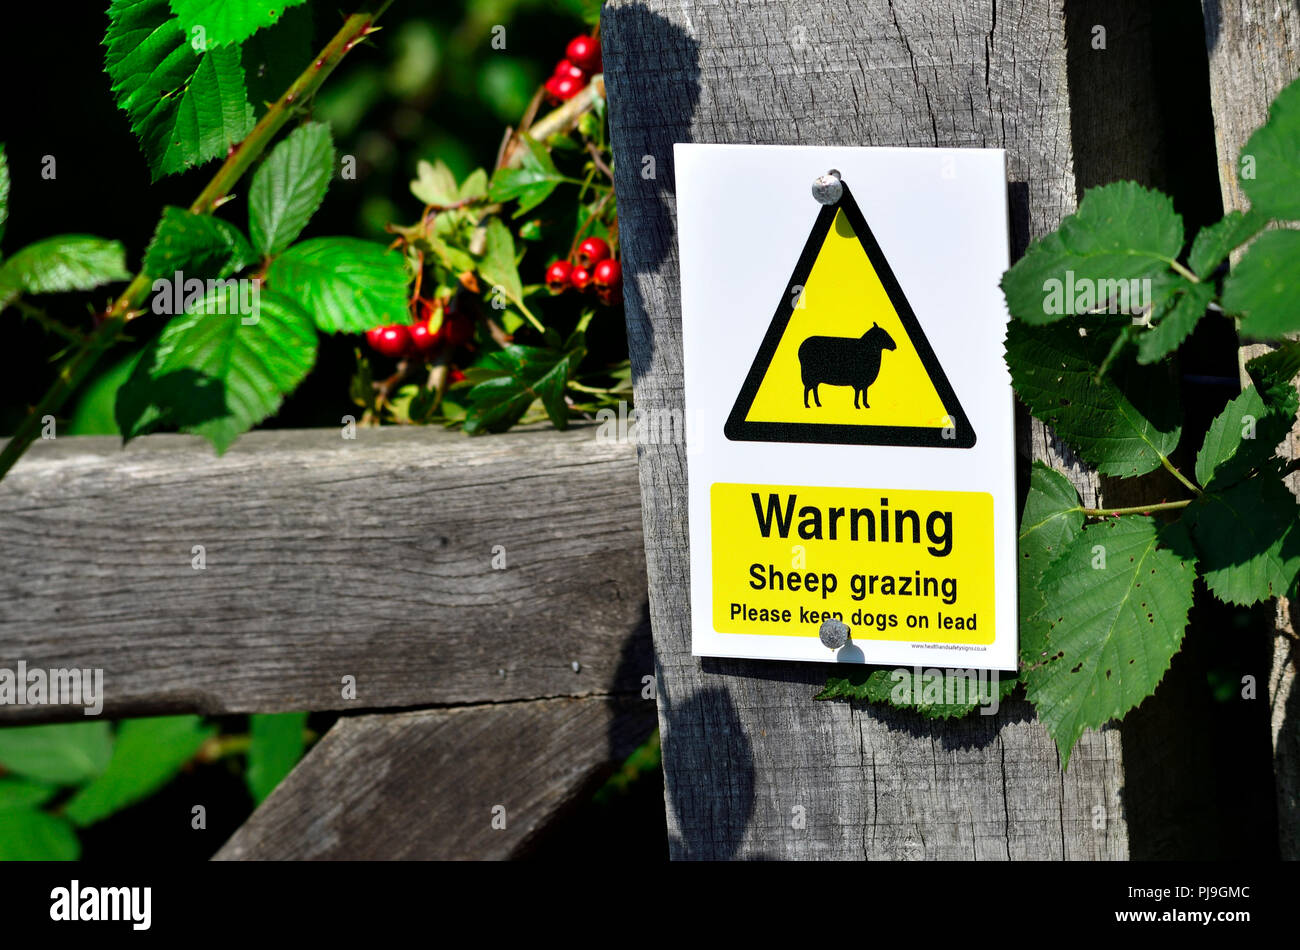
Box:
1159 455 1203 496
1081 499 1192 518
1169 259 1200 284
0 2 392 485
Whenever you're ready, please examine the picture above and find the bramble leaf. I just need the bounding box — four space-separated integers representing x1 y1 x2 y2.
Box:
0 236 130 296
1245 341 1300 415
240 3 313 110
1001 182 1183 325
1025 517 1195 768
268 237 411 333
0 809 80 860
105 0 255 179
488 136 566 216
250 122 335 256
1195 386 1291 489
1186 477 1300 606
118 287 318 453
1221 229 1300 339
1005 316 1182 477
1018 462 1085 661
815 667 1016 719
247 711 307 805
0 722 113 785
144 206 253 280
64 716 215 827
1238 74 1300 220
1188 209 1266 278
1135 280 1213 365
168 0 311 48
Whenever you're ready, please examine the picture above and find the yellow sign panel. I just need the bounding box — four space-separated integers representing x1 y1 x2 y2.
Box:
710 482 994 644
725 183 974 448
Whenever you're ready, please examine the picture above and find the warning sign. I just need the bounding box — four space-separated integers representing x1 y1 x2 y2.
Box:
725 182 974 448
676 145 1018 671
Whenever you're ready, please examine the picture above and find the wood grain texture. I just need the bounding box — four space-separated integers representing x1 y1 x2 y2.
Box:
214 695 658 859
601 0 1129 859
0 425 651 721
1200 0 1300 858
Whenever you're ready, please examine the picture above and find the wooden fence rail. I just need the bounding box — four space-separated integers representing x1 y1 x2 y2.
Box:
0 425 658 858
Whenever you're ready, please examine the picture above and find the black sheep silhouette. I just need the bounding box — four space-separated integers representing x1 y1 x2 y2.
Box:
799 322 897 409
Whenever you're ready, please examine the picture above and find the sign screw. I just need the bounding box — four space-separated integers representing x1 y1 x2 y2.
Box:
812 169 842 205
819 618 850 649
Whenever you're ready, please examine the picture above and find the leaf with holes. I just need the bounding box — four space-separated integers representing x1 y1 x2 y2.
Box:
1195 386 1291 490
1018 462 1084 662
1025 517 1196 768
1005 316 1182 477
268 237 411 333
250 122 335 256
1001 182 1183 325
105 0 255 178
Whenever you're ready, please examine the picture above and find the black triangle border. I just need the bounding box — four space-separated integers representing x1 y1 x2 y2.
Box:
723 182 976 449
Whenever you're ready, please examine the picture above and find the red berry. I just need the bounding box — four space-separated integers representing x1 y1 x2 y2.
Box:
366 326 387 349
592 258 622 290
570 266 594 292
575 236 610 269
549 74 582 101
408 320 440 355
545 259 573 294
596 284 622 307
449 367 467 384
553 59 586 82
543 77 566 103
565 35 601 73
370 324 411 358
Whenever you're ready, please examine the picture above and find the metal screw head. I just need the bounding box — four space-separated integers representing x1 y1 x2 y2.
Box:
819 618 850 649
812 169 843 205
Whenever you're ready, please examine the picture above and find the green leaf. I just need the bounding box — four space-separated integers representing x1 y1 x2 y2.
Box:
464 343 580 433
459 168 489 202
118 288 318 453
816 667 1016 719
1001 182 1183 324
1018 462 1085 660
478 216 524 305
1239 74 1300 220
1195 386 1291 489
1186 477 1300 606
0 722 113 785
268 237 411 333
0 809 80 860
250 122 335 256
0 236 130 294
144 206 253 280
241 3 313 110
64 716 215 827
1246 341 1300 415
1188 210 1266 278
1222 229 1300 339
0 779 57 811
1005 316 1183 477
488 136 566 216
411 159 460 206
168 0 311 48
1135 280 1213 364
68 352 141 436
0 143 9 247
246 711 307 805
1025 517 1196 768
105 0 255 178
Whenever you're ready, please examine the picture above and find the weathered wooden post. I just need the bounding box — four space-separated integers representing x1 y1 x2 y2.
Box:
1199 0 1300 859
601 0 1139 859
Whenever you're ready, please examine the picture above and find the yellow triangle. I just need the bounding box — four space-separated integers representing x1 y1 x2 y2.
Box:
744 209 952 428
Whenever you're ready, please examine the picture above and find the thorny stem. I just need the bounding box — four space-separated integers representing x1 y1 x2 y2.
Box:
0 3 394 484
1160 454 1204 496
1081 499 1193 518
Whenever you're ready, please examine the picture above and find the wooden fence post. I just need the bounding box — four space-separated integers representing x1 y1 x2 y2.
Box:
1199 0 1300 859
602 0 1133 859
